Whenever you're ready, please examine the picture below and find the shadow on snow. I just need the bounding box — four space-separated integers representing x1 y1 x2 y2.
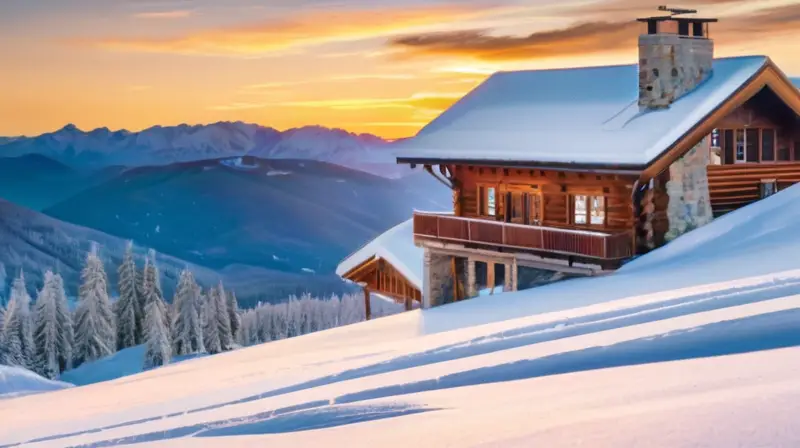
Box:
51 307 800 446
7 279 800 447
75 403 436 447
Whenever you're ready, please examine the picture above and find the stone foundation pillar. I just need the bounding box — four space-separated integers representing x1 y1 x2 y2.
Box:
503 262 513 292
511 259 518 292
467 259 477 298
422 249 432 309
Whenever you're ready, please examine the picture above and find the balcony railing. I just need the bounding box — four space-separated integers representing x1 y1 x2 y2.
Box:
413 211 634 261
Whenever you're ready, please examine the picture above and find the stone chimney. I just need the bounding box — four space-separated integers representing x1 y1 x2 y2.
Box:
637 7 718 109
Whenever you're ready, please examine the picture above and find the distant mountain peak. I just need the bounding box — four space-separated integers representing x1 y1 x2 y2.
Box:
0 121 408 178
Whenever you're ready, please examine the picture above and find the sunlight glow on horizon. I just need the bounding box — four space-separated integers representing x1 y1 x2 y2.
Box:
1 0 799 140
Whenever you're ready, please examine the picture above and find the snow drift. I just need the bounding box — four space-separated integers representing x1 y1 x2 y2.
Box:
0 365 73 399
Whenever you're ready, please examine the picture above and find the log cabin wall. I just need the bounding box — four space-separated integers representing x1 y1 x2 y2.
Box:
708 87 800 215
452 165 638 233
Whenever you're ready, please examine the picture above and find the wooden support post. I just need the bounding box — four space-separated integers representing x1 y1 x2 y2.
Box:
467 259 477 298
405 295 412 311
363 287 372 321
487 261 496 295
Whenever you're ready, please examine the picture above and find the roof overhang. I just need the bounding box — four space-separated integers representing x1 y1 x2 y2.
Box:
396 157 643 176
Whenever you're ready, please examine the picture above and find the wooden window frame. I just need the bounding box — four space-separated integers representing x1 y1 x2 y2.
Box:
477 183 499 218
718 127 788 165
571 194 607 228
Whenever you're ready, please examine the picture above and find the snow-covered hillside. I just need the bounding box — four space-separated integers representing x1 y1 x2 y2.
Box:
3 186 800 446
0 122 404 177
0 366 73 399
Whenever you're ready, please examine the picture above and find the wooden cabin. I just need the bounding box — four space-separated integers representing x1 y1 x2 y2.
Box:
336 219 422 318
393 9 800 308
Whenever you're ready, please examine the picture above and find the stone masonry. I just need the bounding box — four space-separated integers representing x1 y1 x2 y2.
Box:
639 34 714 109
665 136 714 241
422 248 455 309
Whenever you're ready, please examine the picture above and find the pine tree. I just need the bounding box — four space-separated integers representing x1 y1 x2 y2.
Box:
214 282 233 351
52 273 74 372
115 242 140 349
226 290 241 343
3 272 35 368
135 260 146 331
171 269 204 356
0 301 6 364
74 245 116 366
141 252 168 328
202 288 222 354
142 292 171 370
33 271 61 379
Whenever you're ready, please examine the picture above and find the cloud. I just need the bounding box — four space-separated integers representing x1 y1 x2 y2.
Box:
92 3 508 56
276 92 463 111
389 2 800 62
390 21 640 61
133 10 193 19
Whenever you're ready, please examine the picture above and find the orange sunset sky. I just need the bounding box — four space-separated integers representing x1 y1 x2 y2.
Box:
2 0 799 139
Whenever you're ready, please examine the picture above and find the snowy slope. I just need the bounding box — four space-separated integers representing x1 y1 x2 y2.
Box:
0 366 73 399
0 122 401 177
3 186 800 446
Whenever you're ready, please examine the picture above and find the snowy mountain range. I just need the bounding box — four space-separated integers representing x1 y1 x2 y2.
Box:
0 122 410 177
0 198 350 307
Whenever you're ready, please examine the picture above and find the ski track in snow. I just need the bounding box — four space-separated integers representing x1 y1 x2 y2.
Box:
7 273 800 447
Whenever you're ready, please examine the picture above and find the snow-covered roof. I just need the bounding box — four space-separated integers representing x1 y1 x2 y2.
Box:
336 219 422 290
395 56 770 167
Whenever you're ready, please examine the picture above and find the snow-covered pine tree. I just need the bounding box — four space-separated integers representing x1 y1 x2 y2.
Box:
226 290 241 343
33 271 61 379
135 257 146 331
142 291 171 370
2 271 35 369
0 300 6 364
202 287 222 354
115 242 140 349
141 252 168 328
52 272 74 372
214 282 233 351
171 269 205 356
73 244 116 366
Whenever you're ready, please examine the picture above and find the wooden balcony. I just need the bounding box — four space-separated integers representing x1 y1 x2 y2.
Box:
413 211 634 261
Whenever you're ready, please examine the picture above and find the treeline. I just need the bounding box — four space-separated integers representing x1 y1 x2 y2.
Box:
0 243 241 378
0 243 403 380
238 292 399 346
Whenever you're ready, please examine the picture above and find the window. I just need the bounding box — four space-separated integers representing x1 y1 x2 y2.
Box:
485 187 496 216
711 129 720 148
761 129 775 161
778 145 791 161
573 195 605 226
746 129 759 162
723 129 734 164
735 129 746 162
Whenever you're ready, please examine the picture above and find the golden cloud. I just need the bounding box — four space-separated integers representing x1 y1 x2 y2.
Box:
133 10 193 19
389 2 800 62
94 4 507 56
277 92 463 112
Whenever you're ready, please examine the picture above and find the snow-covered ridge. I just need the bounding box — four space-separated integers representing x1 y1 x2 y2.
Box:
0 122 398 173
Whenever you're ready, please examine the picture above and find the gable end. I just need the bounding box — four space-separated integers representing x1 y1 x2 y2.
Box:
641 59 800 181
